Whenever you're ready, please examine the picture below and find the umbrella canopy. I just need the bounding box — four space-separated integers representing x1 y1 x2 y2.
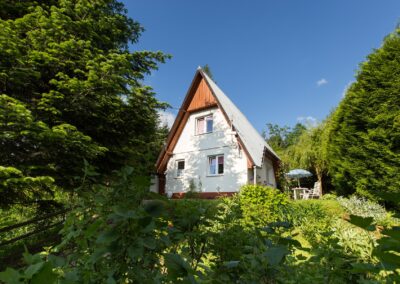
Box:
286 169 313 178
286 169 312 187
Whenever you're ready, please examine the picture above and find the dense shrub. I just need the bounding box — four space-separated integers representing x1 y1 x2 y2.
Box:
1 177 399 283
239 185 289 227
327 28 400 204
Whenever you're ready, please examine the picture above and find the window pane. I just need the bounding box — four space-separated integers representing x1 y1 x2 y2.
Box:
197 118 204 134
209 157 216 175
218 156 224 174
177 160 184 177
206 116 213 132
218 163 224 174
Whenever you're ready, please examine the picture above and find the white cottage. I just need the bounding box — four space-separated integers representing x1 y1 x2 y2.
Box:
154 67 280 198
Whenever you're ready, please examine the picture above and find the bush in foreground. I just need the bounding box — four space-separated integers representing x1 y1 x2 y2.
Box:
239 184 289 227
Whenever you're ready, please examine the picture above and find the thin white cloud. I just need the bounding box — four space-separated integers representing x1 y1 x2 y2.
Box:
297 116 319 128
342 81 354 97
157 110 176 129
316 78 328 87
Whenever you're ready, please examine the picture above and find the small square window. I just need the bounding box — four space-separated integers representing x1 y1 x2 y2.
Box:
208 155 224 175
196 115 213 134
176 160 185 177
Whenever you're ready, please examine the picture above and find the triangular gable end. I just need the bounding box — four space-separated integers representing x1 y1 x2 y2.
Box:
156 68 255 173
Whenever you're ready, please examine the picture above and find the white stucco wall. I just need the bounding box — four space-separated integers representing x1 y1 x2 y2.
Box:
165 107 248 193
256 158 277 187
247 158 277 188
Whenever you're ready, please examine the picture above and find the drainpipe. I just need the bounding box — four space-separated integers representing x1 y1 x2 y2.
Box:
253 166 257 185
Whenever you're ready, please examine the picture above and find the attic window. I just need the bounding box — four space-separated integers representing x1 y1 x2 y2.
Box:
176 160 185 177
196 115 213 134
208 155 224 175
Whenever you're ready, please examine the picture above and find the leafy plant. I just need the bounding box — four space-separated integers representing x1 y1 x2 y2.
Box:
239 185 289 227
337 195 393 226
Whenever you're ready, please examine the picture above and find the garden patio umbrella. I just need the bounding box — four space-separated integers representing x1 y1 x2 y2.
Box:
285 169 313 187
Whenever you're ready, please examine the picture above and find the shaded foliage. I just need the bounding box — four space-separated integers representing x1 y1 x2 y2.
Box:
0 0 170 206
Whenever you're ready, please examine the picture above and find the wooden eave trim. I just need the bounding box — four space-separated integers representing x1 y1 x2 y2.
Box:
155 71 204 172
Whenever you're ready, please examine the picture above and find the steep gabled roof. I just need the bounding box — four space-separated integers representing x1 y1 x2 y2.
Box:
156 67 279 173
199 68 280 166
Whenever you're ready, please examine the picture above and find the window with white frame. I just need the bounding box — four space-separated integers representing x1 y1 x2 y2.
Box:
176 160 185 177
196 115 213 135
208 155 224 175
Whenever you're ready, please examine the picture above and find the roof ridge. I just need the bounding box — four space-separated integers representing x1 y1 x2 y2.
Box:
199 69 280 165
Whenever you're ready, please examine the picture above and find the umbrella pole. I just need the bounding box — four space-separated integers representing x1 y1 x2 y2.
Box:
298 179 300 188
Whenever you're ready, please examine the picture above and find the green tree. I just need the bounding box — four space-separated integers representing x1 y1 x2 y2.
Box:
202 64 215 80
0 0 169 205
263 123 306 152
0 95 106 207
327 28 400 204
285 121 329 193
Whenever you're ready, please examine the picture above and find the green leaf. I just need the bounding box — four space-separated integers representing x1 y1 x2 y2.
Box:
31 262 58 284
24 262 44 279
223 261 240 269
143 238 156 250
142 200 165 217
381 227 400 241
347 215 374 229
23 251 42 265
138 216 153 228
84 219 102 238
96 230 119 244
0 268 22 284
48 255 66 267
264 246 289 266
164 253 192 278
61 270 80 284
374 251 400 265
106 275 116 284
350 263 378 273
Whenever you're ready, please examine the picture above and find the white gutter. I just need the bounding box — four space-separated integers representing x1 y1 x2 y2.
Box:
253 165 257 185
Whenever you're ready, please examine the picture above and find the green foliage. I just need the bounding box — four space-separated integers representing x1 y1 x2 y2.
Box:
2 179 400 283
327 28 400 204
0 251 59 284
0 0 170 207
184 179 200 199
285 122 329 188
337 195 396 226
263 123 306 152
202 64 215 80
239 184 289 227
0 94 106 206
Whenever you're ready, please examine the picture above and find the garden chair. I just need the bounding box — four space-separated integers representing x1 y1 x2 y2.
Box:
300 181 321 199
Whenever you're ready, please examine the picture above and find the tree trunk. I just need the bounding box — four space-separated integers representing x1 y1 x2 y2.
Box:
316 167 323 195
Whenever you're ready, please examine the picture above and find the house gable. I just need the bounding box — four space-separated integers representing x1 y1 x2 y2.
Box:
187 77 217 112
156 67 279 175
156 71 252 174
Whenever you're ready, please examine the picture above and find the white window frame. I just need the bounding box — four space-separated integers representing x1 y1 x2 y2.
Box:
196 114 213 135
207 154 224 176
176 160 185 178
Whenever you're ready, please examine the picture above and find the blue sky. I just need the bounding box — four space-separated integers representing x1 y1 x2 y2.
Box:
122 0 400 132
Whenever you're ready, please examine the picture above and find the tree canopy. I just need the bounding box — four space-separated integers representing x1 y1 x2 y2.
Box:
327 28 400 203
0 0 169 206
